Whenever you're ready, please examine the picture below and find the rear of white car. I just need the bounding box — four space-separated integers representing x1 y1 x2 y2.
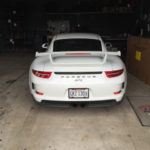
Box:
29 33 127 104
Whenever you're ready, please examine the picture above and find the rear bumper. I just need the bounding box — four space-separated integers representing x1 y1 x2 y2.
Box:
32 90 125 103
31 82 126 102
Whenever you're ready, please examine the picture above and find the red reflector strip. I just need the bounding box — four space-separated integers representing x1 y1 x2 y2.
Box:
35 91 44 95
105 69 124 78
32 70 52 78
114 90 121 95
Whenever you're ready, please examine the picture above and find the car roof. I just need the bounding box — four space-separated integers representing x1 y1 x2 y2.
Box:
53 33 101 40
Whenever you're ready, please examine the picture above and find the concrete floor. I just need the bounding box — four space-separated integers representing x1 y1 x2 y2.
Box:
0 53 150 150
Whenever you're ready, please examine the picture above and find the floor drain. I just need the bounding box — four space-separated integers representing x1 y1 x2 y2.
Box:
139 105 150 113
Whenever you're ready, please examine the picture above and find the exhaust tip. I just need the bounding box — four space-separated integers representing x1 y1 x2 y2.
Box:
80 103 86 108
71 103 78 108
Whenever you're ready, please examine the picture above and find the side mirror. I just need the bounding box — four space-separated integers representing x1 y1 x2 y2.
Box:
41 43 48 49
105 42 112 51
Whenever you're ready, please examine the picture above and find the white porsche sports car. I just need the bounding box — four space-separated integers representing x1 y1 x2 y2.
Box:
29 33 127 105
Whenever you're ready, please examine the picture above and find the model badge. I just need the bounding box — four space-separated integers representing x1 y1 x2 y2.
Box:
74 79 83 82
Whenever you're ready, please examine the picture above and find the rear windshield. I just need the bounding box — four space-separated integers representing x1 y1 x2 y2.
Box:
53 39 102 52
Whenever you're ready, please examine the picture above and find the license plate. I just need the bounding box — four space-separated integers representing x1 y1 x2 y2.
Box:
68 88 89 99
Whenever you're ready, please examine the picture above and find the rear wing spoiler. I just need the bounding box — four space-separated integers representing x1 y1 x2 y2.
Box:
35 51 121 65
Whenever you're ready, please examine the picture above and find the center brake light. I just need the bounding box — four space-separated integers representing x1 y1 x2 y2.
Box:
105 69 124 78
65 52 91 56
32 69 52 78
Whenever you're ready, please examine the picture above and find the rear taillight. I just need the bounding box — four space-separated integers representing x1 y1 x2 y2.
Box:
32 69 52 78
105 69 124 78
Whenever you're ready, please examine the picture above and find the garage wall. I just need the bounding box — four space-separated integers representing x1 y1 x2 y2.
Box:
0 0 141 52
0 10 136 52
